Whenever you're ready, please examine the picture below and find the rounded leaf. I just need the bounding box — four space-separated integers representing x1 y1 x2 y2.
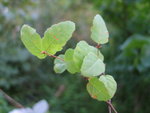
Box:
91 14 109 44
87 75 117 101
21 25 46 59
99 75 117 99
81 52 105 77
42 21 75 55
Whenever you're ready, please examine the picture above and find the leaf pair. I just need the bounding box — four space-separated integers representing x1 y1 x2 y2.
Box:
87 75 117 101
21 21 75 59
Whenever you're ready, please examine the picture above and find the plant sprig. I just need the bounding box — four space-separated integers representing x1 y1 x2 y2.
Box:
20 14 118 113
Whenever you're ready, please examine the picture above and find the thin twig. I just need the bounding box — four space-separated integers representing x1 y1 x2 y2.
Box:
106 101 118 113
0 88 24 108
41 51 64 61
108 100 112 113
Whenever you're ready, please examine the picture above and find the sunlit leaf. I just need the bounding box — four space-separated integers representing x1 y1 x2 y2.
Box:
81 52 105 77
21 25 46 59
42 21 75 55
91 14 109 44
54 55 66 73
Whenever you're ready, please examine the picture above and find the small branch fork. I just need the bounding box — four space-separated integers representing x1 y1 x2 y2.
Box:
0 88 24 108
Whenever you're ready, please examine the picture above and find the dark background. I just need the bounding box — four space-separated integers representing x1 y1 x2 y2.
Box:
0 0 150 113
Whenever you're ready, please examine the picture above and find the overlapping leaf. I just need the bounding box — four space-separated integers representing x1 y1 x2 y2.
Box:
73 41 104 71
64 49 79 74
54 55 67 73
87 75 117 101
81 52 105 77
99 75 117 98
91 14 109 44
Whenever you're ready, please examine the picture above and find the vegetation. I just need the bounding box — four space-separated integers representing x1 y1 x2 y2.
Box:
0 0 150 113
20 14 117 112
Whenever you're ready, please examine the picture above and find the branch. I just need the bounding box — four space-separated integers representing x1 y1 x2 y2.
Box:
108 100 112 113
41 51 64 61
0 88 24 108
106 101 118 113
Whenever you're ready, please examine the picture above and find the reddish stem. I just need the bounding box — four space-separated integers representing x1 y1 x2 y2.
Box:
95 44 102 49
41 51 64 61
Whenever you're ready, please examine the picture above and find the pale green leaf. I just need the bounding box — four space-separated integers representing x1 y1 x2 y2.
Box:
87 75 117 101
73 41 104 71
64 49 79 74
91 14 109 44
42 21 75 55
81 52 105 77
99 75 117 98
54 55 67 73
87 77 110 101
21 25 46 59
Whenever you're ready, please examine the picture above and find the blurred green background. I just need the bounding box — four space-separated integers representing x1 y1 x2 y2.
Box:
0 0 150 113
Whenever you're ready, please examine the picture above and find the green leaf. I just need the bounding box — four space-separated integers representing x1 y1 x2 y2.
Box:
91 14 109 44
87 75 117 101
21 25 46 59
54 55 67 73
42 21 75 55
73 41 104 71
99 75 117 98
64 49 79 74
81 52 105 77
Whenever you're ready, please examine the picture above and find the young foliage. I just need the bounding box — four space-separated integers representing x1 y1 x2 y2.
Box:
21 21 75 59
73 41 104 71
81 52 105 77
20 14 117 112
87 75 117 101
42 21 75 55
21 25 46 59
91 14 109 44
